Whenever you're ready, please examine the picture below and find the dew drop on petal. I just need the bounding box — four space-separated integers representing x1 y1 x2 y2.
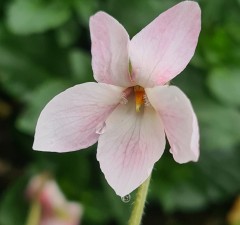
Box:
121 194 131 203
96 122 106 135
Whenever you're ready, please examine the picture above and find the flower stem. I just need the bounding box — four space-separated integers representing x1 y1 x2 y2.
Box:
25 199 41 225
128 175 151 225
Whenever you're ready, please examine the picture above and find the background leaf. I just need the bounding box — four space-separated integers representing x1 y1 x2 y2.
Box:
207 67 240 107
7 0 71 34
16 79 72 134
0 175 29 225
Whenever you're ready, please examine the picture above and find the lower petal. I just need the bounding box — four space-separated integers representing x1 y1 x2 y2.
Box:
33 82 124 152
146 85 199 163
97 98 165 197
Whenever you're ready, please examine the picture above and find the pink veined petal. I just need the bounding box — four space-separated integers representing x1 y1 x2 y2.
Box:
146 85 199 163
130 1 201 87
90 11 132 87
97 97 165 197
33 82 124 152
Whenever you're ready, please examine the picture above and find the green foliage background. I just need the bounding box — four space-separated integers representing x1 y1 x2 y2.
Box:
0 0 240 224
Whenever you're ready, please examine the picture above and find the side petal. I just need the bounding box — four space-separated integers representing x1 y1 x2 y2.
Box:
146 85 199 163
97 98 165 197
33 82 124 152
130 1 201 87
90 11 131 87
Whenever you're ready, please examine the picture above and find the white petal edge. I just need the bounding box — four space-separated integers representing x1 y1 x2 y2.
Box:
130 1 201 87
33 82 124 152
90 11 132 87
97 97 165 196
146 85 199 163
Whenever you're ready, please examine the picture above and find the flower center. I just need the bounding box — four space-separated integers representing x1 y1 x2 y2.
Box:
134 85 145 112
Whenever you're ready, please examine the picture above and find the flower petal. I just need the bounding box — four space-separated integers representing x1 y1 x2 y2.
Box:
146 85 199 163
130 1 201 87
41 202 82 225
97 98 165 196
33 82 124 152
90 12 131 87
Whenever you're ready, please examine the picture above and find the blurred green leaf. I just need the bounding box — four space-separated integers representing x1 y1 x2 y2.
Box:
201 0 227 26
201 27 232 65
55 152 91 198
150 157 205 212
16 79 72 134
55 20 80 47
107 0 179 36
0 176 28 225
7 0 71 34
102 177 131 225
0 45 51 99
73 0 99 25
68 49 93 83
226 22 240 43
151 148 240 212
83 191 112 224
207 67 240 107
196 101 240 150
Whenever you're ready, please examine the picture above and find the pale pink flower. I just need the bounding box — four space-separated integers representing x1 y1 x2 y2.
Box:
33 1 201 197
27 174 83 225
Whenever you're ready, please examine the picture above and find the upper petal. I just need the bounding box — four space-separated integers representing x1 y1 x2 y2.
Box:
90 11 131 87
146 85 199 163
97 97 165 197
130 1 201 87
33 82 124 152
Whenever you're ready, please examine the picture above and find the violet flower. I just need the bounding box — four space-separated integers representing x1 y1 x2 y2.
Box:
27 174 83 225
33 1 201 197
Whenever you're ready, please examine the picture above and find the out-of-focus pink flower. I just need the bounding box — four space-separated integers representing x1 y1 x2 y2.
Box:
33 1 201 197
27 174 83 225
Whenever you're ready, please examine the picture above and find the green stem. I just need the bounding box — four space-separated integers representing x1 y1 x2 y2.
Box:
128 175 151 225
25 199 41 225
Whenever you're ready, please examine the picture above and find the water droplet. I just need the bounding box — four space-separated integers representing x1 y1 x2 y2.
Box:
96 122 106 134
120 94 128 104
121 194 131 203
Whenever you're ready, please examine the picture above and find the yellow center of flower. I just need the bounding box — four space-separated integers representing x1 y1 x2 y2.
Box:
134 85 145 112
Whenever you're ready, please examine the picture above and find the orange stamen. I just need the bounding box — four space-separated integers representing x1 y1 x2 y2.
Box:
134 86 145 112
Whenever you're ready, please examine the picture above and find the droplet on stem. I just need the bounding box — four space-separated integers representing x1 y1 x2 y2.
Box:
121 194 131 203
